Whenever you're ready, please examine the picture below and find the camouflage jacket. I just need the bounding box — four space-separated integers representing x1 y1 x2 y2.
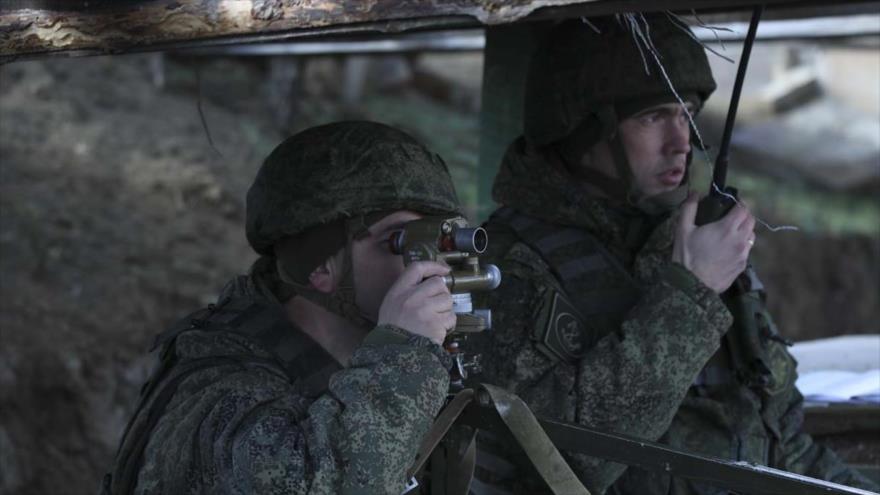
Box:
107 271 451 495
470 138 876 494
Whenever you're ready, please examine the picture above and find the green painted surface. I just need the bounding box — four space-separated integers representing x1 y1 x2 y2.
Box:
477 22 551 222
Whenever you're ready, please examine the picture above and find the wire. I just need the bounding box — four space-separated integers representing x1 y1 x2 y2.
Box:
195 66 223 158
625 13 799 233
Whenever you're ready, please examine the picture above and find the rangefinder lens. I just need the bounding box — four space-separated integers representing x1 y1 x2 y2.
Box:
454 227 488 254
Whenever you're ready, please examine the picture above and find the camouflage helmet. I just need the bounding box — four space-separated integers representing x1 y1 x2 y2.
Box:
524 14 717 147
246 121 461 255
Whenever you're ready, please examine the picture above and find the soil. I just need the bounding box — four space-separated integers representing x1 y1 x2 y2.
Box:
0 54 877 495
751 229 880 341
0 55 275 495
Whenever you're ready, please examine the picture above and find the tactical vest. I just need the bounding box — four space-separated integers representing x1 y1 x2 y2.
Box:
467 207 645 495
489 206 793 393
100 296 339 495
489 206 642 364
480 206 798 493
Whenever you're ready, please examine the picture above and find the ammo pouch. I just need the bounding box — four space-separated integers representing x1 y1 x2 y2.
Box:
720 266 794 397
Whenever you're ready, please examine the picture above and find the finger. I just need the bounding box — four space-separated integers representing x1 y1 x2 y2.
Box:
742 232 756 255
677 191 699 235
392 261 451 292
422 292 454 313
739 212 756 234
444 312 458 333
722 203 750 230
740 238 754 257
408 275 450 301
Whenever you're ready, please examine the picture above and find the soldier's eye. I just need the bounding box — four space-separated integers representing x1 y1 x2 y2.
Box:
641 112 661 124
381 230 405 253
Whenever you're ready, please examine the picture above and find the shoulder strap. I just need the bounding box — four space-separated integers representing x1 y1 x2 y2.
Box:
490 207 642 364
107 297 338 494
154 297 338 395
111 354 260 495
491 207 640 314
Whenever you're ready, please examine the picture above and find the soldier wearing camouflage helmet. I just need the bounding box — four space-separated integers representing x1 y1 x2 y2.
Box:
470 14 876 494
104 121 463 494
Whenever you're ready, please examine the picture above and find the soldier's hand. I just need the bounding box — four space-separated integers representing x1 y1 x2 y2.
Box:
377 261 456 345
672 192 756 293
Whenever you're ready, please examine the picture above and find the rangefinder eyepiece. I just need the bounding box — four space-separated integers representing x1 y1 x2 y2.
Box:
389 230 406 255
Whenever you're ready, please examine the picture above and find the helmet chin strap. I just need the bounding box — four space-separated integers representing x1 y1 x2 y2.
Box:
554 105 632 201
276 217 376 330
603 105 690 215
632 178 690 216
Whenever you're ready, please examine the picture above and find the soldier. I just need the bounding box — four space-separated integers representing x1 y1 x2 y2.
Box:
104 121 463 494
471 14 878 494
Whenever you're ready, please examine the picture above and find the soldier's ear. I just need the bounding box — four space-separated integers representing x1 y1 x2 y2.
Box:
308 253 342 293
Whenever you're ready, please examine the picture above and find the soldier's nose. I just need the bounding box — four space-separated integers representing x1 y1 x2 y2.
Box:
665 118 691 155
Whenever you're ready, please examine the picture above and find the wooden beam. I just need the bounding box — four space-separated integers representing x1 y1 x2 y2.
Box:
2 0 878 62
179 13 880 58
0 0 593 61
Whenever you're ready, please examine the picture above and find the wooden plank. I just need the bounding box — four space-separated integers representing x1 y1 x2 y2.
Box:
804 404 880 436
2 0 878 61
0 0 591 61
177 12 879 57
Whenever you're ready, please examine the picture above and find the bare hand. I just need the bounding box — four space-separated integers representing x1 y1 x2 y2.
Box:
377 261 456 345
672 192 756 293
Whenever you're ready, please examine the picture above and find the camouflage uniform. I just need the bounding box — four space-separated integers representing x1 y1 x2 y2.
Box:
105 121 462 494
472 143 876 494
115 271 450 495
469 16 878 495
